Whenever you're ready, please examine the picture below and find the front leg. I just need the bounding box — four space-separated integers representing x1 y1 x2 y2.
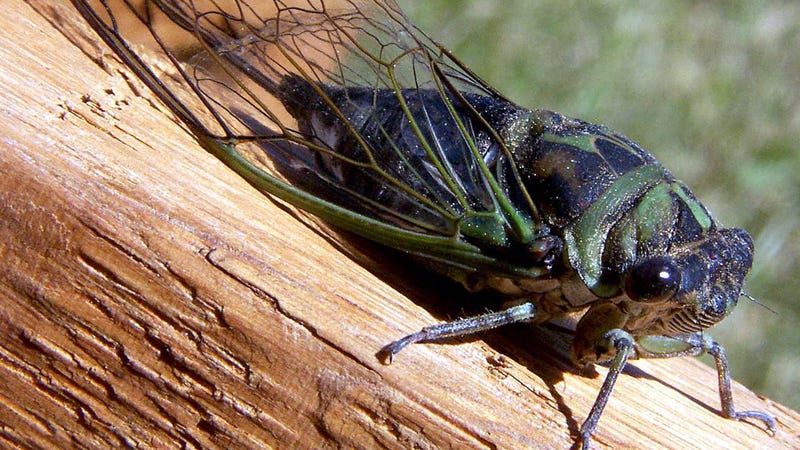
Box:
636 333 777 433
575 328 636 450
571 304 776 449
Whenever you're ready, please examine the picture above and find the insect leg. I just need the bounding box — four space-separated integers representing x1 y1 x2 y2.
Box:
577 329 635 450
377 302 536 363
706 339 777 433
635 334 777 433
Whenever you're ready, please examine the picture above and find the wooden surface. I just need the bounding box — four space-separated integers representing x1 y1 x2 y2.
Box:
1 1 798 448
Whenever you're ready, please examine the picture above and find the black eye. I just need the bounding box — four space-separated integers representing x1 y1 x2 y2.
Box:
624 256 681 303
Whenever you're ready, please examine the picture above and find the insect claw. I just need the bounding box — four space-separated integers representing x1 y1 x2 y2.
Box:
375 348 394 365
375 344 396 365
377 333 418 365
734 410 777 435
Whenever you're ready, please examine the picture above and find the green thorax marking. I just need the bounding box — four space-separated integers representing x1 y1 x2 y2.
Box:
673 182 713 232
542 130 642 156
564 164 666 296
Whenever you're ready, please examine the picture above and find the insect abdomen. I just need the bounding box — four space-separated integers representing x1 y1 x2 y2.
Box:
278 75 539 242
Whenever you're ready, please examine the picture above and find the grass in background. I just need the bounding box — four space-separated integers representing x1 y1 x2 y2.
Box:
402 0 800 410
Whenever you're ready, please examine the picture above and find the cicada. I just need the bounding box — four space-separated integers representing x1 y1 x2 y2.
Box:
73 0 776 447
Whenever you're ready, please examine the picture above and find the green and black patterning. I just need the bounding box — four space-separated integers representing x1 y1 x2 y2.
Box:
73 0 776 448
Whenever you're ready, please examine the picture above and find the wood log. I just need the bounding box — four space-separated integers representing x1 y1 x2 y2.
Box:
1 1 798 448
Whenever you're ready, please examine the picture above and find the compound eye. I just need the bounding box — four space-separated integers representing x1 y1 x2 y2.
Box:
624 256 681 303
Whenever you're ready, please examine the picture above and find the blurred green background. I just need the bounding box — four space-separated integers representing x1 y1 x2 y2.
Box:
402 0 799 410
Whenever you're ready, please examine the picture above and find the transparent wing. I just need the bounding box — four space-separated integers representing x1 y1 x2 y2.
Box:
73 0 548 278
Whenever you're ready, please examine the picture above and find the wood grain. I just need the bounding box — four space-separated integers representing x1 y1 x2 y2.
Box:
1 1 798 448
